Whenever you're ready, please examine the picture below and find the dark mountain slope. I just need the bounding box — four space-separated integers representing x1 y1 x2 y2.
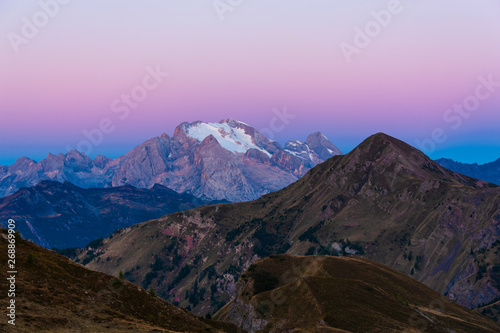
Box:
0 228 240 332
0 180 214 248
79 133 500 319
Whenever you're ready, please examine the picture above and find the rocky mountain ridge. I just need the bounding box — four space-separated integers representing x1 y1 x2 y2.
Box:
0 119 342 202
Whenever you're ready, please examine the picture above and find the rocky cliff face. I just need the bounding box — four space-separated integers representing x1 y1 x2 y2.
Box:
0 119 342 202
79 133 500 321
0 151 117 197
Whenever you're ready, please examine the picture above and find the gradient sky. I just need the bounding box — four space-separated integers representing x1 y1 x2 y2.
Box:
1 0 499 165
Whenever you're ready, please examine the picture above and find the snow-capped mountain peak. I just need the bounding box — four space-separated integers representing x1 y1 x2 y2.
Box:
1 119 344 202
181 119 272 157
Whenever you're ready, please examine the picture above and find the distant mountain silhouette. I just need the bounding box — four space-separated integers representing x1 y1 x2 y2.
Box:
437 157 500 185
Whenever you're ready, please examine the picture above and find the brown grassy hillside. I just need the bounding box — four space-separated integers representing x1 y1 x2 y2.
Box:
215 254 500 333
0 228 240 332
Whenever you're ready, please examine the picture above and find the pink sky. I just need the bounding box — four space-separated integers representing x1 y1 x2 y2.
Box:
1 1 499 164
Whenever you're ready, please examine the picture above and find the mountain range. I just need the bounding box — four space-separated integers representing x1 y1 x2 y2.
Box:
0 119 342 202
437 158 500 186
77 133 500 321
2 229 499 332
0 180 216 248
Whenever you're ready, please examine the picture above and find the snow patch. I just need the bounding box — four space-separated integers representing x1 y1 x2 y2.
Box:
186 121 272 157
284 149 299 156
288 140 303 147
